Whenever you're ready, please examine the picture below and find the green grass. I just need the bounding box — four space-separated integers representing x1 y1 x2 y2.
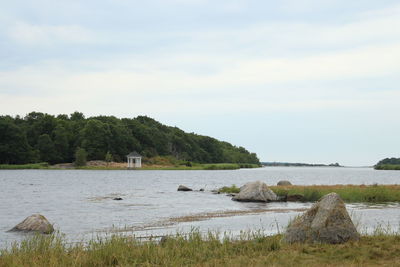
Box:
375 164 400 170
271 185 400 203
219 184 400 203
0 163 49 170
2 231 400 266
239 163 261 169
219 184 241 193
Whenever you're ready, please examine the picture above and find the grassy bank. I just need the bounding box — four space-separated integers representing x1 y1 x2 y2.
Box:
1 231 400 266
375 164 400 170
0 155 260 170
219 184 400 203
0 163 49 170
0 162 259 171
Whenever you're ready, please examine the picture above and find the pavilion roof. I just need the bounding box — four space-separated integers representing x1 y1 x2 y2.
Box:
127 151 142 157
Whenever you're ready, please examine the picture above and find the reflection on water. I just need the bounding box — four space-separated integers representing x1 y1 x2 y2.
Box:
1 167 400 247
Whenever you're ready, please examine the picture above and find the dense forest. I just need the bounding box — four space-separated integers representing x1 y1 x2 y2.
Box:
0 112 260 165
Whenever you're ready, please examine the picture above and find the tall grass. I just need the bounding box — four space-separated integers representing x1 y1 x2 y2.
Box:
0 163 49 170
2 230 400 266
0 231 280 267
202 163 240 170
270 185 400 203
219 184 400 203
219 184 240 193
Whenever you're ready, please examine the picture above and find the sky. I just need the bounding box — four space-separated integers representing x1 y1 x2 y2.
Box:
1 0 400 166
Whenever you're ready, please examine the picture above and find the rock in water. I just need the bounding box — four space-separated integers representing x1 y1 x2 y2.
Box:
177 185 193 191
9 214 54 234
232 181 278 202
284 193 359 244
286 194 304 202
277 180 292 186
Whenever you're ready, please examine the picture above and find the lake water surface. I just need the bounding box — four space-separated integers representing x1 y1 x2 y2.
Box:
1 167 400 247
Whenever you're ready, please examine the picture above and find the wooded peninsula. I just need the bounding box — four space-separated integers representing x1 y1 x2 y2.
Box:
374 158 400 170
0 112 260 167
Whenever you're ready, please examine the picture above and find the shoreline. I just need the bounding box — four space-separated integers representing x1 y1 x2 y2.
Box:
0 162 261 171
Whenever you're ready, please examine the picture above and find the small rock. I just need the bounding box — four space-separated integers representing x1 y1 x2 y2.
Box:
232 181 278 202
286 194 304 202
113 197 123 200
177 185 193 191
9 214 54 234
199 188 204 192
284 193 360 244
277 180 292 186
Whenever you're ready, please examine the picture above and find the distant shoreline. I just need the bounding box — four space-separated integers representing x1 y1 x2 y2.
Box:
261 162 342 167
0 161 261 171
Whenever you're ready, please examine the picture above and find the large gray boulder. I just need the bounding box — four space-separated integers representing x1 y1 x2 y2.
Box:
232 181 278 202
284 193 359 244
177 185 192 191
9 214 54 234
277 180 292 186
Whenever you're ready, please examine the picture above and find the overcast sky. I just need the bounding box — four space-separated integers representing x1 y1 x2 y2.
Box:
1 0 400 166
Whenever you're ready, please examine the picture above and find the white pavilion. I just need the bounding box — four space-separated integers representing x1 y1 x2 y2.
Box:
127 151 142 168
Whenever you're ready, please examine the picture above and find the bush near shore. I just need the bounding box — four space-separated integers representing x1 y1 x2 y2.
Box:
219 184 400 203
1 231 400 266
0 162 49 170
374 164 400 170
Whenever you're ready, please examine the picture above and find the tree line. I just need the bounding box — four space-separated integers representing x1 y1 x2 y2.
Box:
0 112 260 165
376 158 400 166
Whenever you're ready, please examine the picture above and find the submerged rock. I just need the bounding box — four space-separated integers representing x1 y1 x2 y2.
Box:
177 185 193 191
9 214 54 234
113 197 123 200
277 180 292 186
232 181 278 202
284 193 359 244
286 194 304 202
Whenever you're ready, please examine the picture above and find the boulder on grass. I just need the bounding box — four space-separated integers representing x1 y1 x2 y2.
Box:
9 214 54 234
284 193 359 244
277 180 292 186
232 181 278 202
177 185 192 191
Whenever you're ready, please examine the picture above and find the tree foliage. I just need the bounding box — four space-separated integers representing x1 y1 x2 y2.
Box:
0 112 260 165
74 147 87 167
376 158 400 166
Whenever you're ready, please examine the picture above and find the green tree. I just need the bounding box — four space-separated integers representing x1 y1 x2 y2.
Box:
53 125 69 163
81 119 111 160
105 151 113 166
0 118 33 164
37 134 58 164
74 147 87 167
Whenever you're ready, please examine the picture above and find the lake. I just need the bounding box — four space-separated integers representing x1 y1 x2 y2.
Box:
1 167 400 248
